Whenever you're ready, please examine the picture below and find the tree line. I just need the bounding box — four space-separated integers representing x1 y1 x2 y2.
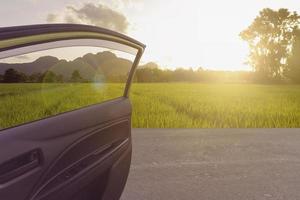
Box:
134 68 255 83
0 67 257 84
0 68 86 83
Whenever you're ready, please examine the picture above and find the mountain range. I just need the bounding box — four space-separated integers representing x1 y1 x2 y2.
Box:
0 51 133 80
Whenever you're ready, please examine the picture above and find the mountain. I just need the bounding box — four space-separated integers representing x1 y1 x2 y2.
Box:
0 56 60 75
49 58 96 80
82 51 117 70
0 51 133 81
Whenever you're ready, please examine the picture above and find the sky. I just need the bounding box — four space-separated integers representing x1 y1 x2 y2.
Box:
0 0 300 71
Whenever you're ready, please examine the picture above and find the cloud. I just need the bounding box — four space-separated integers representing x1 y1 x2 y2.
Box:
47 3 129 33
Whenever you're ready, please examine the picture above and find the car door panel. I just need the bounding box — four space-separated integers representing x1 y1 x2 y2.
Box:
0 24 145 200
0 98 132 200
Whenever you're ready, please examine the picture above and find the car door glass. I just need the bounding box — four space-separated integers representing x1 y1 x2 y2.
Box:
0 42 136 130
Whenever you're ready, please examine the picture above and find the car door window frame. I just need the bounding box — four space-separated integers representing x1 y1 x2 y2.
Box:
0 24 145 97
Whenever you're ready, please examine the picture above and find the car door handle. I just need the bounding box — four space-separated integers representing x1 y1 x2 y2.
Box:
0 149 41 184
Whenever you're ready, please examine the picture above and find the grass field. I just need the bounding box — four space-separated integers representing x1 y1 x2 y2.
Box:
1 83 300 129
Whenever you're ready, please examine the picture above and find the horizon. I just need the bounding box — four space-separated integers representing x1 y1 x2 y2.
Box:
0 48 252 72
0 0 300 71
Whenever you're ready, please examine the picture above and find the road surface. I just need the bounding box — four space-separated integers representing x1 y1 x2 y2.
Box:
121 129 300 200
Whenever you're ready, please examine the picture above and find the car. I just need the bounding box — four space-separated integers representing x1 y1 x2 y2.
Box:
0 24 145 200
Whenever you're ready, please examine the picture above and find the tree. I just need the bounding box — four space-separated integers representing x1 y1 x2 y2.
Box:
28 73 44 83
286 29 300 83
3 68 26 83
240 8 300 82
43 71 58 83
70 70 84 82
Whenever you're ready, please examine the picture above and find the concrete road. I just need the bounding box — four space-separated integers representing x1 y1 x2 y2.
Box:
121 129 300 200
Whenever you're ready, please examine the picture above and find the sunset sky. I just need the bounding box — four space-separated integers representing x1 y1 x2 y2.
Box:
0 0 300 70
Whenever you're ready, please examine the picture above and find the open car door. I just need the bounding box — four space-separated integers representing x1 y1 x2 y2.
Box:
0 24 145 200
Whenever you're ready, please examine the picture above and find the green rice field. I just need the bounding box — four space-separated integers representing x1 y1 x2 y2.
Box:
1 83 300 129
